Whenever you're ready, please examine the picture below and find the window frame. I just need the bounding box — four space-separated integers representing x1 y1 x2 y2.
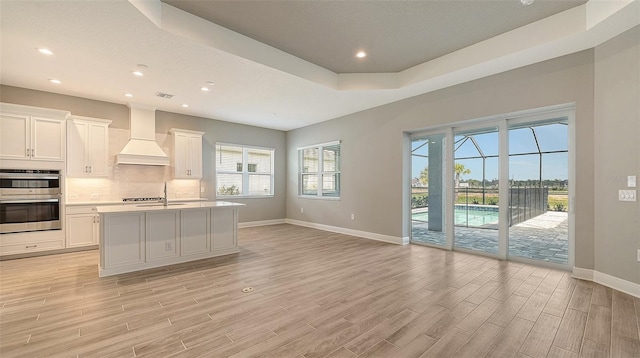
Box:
298 140 341 200
215 142 275 198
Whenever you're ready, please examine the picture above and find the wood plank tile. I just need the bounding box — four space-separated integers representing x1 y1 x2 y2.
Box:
454 322 504 358
519 312 562 358
0 225 634 358
552 308 588 353
418 328 471 358
387 334 437 358
485 316 534 357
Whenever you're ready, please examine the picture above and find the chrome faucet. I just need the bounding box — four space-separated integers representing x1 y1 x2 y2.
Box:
163 182 168 206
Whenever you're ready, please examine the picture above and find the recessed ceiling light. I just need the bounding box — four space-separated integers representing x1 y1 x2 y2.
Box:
132 71 144 77
124 93 133 98
356 51 367 58
48 79 61 84
37 48 53 56
520 0 535 5
200 87 209 92
181 104 189 108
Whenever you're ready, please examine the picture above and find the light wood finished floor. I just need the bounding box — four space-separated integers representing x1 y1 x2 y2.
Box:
1 224 639 357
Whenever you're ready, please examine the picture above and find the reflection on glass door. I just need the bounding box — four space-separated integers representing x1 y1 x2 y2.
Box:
411 134 446 246
453 127 500 255
508 120 569 265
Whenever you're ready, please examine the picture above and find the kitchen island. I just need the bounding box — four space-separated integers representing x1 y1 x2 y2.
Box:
97 201 243 277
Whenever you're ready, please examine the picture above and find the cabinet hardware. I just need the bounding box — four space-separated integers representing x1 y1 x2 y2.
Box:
89 166 92 173
25 245 38 249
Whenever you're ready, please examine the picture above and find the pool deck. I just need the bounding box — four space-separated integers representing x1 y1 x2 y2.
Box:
411 211 569 265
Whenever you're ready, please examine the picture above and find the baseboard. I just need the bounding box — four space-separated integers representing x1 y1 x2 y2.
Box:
238 219 286 228
285 219 406 245
573 267 640 298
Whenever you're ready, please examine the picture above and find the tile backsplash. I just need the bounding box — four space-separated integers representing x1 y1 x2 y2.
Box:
66 128 201 203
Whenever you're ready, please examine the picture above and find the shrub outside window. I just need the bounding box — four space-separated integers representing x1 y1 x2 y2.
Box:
216 143 274 197
299 141 340 198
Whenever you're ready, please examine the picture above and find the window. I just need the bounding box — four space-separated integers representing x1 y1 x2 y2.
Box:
216 143 274 197
298 141 341 198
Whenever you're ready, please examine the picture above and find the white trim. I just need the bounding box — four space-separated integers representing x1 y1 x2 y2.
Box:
572 267 640 298
216 141 275 152
238 219 286 228
286 219 406 245
297 140 341 151
298 195 340 201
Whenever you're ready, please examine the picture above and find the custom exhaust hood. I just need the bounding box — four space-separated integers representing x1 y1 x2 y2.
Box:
116 103 169 166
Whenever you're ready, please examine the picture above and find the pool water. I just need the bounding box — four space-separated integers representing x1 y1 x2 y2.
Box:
412 207 499 227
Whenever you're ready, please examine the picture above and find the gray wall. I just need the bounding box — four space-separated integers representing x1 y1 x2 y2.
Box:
0 85 287 223
594 27 640 284
286 50 596 272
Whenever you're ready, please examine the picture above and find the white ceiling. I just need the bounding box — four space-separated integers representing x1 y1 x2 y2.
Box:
0 0 638 131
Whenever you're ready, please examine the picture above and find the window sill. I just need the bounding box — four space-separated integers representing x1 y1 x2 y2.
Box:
298 195 341 201
217 195 275 199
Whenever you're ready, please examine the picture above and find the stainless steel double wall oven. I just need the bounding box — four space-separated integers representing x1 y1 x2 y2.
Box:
0 169 62 234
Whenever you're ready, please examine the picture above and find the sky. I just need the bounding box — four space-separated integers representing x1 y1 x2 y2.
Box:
411 123 568 182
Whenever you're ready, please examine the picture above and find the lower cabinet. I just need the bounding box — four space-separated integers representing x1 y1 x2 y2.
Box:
66 206 100 248
99 206 240 277
146 211 180 262
212 208 236 250
101 212 146 270
181 208 210 256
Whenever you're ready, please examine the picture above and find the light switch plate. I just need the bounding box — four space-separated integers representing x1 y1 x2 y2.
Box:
619 190 637 201
628 175 637 188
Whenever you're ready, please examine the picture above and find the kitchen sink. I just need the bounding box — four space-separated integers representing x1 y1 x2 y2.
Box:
136 203 187 207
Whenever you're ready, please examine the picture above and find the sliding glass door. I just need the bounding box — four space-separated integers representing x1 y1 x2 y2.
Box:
453 127 500 255
508 120 569 265
409 106 573 269
411 133 447 247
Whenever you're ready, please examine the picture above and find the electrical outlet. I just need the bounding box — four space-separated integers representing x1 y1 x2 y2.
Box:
165 242 172 251
637 249 640 262
300 208 304 214
618 190 637 201
351 213 355 220
201 186 206 193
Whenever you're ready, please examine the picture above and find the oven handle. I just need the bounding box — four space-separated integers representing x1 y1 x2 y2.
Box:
0 174 60 180
0 199 60 204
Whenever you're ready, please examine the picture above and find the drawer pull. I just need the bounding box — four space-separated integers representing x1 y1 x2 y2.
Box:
25 245 38 249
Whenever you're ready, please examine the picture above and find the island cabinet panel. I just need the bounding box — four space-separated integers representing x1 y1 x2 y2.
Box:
146 211 180 261
212 208 236 250
97 202 242 277
102 213 145 269
181 208 210 256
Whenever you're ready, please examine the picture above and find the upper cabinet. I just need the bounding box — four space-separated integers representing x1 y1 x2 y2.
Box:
67 116 111 177
170 128 203 179
0 103 69 162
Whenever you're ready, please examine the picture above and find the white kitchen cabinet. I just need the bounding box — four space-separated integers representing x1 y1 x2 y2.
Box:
0 103 69 162
97 202 242 277
101 212 146 270
212 208 237 250
0 230 65 256
67 116 111 177
65 206 100 248
170 128 203 179
181 208 210 256
146 211 180 262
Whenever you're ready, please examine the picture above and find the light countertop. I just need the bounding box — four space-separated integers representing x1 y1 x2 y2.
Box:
65 198 206 206
96 201 244 214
